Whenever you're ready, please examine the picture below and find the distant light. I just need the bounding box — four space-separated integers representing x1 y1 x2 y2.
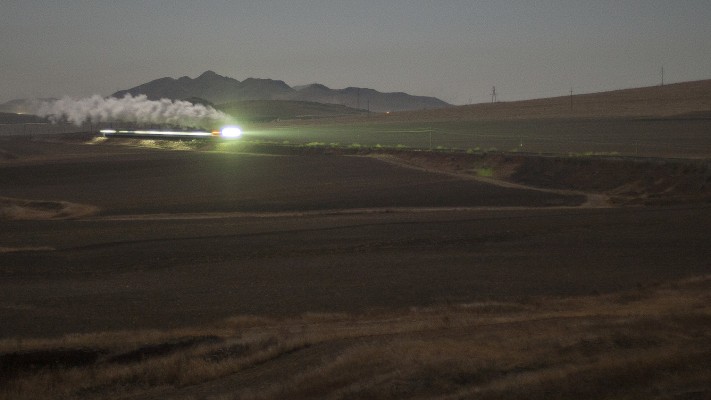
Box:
220 126 242 138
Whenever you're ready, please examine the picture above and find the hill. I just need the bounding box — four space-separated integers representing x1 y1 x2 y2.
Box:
0 99 57 115
384 79 711 122
0 112 47 124
111 71 450 112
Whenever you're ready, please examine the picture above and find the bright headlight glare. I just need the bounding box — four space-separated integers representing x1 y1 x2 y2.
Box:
220 126 242 138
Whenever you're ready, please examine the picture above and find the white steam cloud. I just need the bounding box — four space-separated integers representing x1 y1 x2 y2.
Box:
31 94 230 128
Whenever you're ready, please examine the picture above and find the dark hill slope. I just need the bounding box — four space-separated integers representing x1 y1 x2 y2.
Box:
111 71 450 112
388 79 711 121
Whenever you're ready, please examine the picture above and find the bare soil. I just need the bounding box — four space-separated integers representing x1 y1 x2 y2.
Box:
1 133 710 399
1 135 710 339
380 150 711 205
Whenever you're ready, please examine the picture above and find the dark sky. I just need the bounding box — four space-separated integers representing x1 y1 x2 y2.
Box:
2 1 710 105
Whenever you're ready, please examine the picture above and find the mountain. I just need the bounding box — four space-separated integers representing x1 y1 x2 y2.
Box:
0 112 47 124
289 84 446 112
0 98 57 114
111 71 450 112
290 83 340 104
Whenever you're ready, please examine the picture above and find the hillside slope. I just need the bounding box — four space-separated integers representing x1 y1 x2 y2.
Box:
387 79 711 121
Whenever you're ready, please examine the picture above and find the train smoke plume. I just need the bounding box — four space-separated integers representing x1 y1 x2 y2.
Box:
31 94 229 128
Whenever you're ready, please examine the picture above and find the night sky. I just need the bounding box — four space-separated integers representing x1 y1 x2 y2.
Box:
2 1 710 105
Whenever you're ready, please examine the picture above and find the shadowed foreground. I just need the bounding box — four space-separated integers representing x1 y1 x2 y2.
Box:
1 135 710 398
1 276 709 400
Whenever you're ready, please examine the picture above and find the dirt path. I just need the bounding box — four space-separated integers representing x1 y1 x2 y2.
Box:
368 154 612 209
0 196 99 221
86 202 598 222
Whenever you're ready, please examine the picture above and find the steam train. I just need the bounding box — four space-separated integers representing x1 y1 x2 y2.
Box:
99 126 241 139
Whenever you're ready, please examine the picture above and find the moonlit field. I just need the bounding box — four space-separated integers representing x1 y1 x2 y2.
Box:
2 2 710 399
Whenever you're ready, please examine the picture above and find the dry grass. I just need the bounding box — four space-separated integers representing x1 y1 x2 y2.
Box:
1 276 710 400
369 79 711 122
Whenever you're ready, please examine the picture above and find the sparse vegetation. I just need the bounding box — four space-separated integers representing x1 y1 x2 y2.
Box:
475 167 494 177
569 151 623 157
254 111 711 158
1 276 709 399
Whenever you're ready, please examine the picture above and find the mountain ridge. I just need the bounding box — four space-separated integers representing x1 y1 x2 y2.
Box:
4 78 709 121
110 71 450 112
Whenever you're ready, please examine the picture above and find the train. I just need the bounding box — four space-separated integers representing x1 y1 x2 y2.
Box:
99 125 242 139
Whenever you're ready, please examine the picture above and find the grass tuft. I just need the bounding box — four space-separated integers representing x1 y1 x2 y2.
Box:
1 276 709 399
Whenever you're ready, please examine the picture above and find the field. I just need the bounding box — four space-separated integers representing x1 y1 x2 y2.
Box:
241 79 711 159
244 116 711 159
1 83 711 398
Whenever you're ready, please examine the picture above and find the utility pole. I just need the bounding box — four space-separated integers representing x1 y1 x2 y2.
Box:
570 87 573 110
661 66 664 86
491 86 497 103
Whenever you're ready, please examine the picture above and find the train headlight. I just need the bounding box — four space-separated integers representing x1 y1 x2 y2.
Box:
220 126 242 138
